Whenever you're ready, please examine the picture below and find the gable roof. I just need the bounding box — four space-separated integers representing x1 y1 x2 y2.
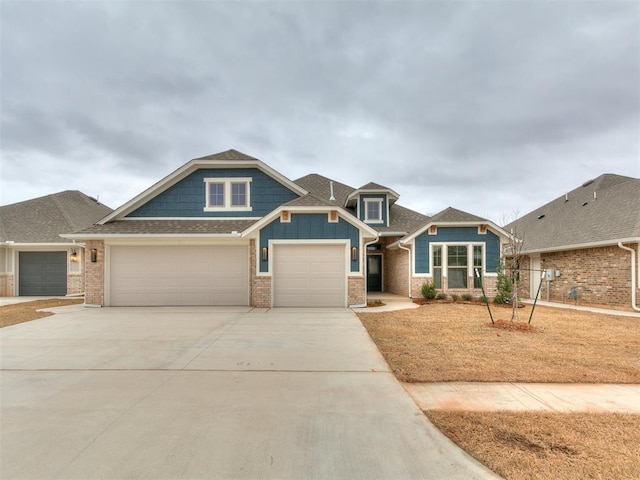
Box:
192 149 260 162
428 206 487 223
0 191 112 244
100 149 308 223
505 174 640 253
394 206 510 246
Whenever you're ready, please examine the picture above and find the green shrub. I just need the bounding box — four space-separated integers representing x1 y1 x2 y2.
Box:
450 294 460 302
480 294 489 303
421 281 437 300
461 293 473 301
494 262 513 304
436 292 448 300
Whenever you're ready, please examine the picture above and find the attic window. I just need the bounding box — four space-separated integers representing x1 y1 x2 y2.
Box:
363 198 383 224
204 177 252 212
537 214 545 220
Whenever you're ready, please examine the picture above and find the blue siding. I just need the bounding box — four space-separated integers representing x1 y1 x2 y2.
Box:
127 168 299 218
259 214 360 273
358 194 388 226
415 227 501 274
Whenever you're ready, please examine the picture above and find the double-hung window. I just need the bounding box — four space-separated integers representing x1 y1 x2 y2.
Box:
473 245 483 288
204 178 252 211
363 198 383 224
447 246 468 288
432 245 443 288
431 243 485 289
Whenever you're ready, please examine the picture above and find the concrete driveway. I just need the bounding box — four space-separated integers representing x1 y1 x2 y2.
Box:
0 305 498 480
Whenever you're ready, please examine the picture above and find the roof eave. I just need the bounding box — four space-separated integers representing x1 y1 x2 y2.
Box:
521 237 640 254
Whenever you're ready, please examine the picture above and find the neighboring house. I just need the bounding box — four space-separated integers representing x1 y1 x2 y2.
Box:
505 174 640 310
64 149 510 307
0 191 112 297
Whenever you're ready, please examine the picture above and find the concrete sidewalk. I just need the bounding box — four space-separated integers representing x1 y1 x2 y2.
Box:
404 382 640 413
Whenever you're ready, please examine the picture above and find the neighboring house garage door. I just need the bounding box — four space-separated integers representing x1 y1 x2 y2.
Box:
273 244 346 307
19 251 67 296
109 245 248 306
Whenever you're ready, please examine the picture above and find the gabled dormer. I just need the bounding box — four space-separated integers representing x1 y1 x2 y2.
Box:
345 182 400 228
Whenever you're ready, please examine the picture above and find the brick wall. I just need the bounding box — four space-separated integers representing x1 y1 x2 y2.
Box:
348 276 365 306
410 275 497 299
67 273 84 295
0 274 14 296
249 239 272 307
384 246 409 296
84 240 104 306
537 243 639 307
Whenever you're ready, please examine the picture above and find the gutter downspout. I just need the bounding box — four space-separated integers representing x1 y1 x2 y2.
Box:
398 241 412 298
350 235 379 308
618 242 640 312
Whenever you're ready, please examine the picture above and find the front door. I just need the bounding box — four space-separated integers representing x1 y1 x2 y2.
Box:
367 255 382 292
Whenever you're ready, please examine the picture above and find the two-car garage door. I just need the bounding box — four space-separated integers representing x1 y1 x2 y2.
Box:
109 245 248 306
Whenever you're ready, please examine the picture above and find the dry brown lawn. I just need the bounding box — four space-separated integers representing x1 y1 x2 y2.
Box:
358 303 640 480
426 411 640 480
358 303 640 383
0 298 83 328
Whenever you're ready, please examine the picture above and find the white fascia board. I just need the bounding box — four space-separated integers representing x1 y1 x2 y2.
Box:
521 237 640 255
241 205 379 238
402 221 512 244
99 158 308 224
345 188 400 206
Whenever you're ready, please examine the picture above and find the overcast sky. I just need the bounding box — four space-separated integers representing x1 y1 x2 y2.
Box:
1 0 638 223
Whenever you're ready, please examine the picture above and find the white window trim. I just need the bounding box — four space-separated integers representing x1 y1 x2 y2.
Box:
203 177 253 212
363 198 383 224
430 242 487 288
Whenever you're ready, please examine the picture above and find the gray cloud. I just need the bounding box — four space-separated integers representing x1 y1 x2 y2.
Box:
1 0 638 221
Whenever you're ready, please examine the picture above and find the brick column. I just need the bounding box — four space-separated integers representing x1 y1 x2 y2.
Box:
85 240 105 306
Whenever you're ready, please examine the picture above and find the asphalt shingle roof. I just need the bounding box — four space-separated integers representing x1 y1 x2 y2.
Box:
72 219 258 236
294 173 429 235
428 206 488 223
294 174 354 206
0 191 112 243
505 174 640 252
192 149 260 162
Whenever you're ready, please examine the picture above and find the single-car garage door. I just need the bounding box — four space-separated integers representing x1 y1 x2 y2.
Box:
19 251 67 296
109 245 248 306
273 244 346 307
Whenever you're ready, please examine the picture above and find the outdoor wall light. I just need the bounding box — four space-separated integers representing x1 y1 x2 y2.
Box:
90 248 98 263
262 247 268 262
70 249 78 262
351 246 358 262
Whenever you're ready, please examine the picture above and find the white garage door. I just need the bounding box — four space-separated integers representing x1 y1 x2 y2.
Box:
109 245 248 306
273 244 346 307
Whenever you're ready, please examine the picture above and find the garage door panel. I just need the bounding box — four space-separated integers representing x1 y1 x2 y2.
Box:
273 244 346 307
18 252 67 296
110 246 248 306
